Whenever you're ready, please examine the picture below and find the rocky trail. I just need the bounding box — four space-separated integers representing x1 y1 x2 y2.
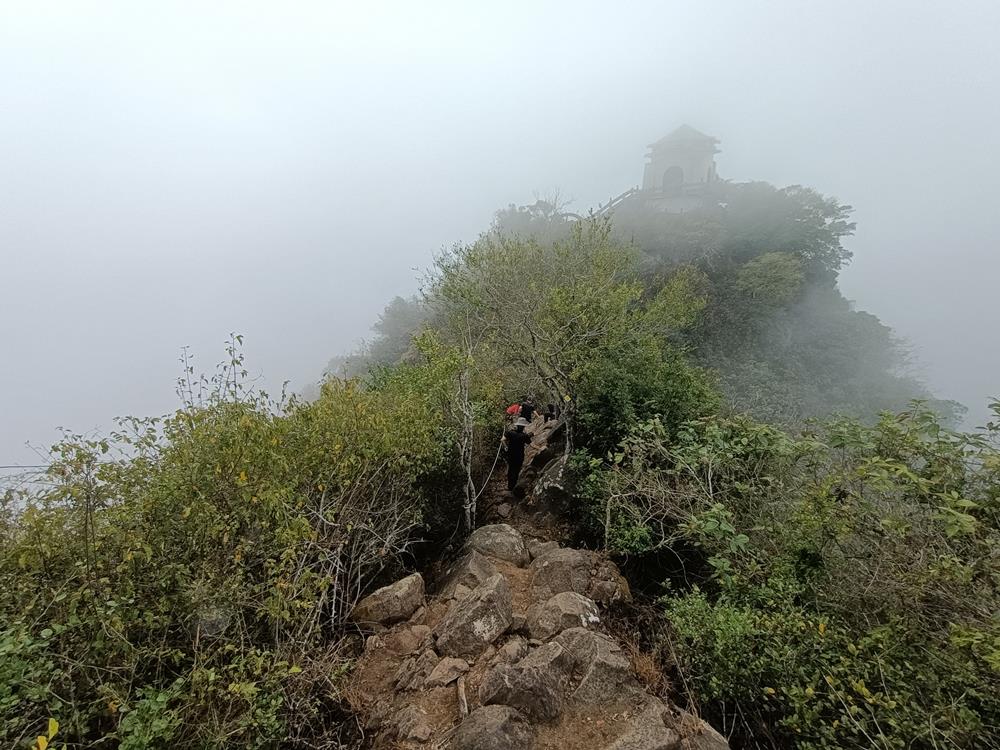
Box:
345 417 729 750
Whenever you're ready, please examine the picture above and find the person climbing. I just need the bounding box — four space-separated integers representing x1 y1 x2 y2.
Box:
544 403 557 422
505 402 521 418
519 397 536 423
503 417 532 493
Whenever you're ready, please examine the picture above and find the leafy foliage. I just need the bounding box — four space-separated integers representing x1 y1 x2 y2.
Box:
0 338 458 748
582 404 1000 748
430 219 717 453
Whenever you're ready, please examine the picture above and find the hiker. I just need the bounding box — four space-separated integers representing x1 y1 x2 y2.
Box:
504 417 532 492
519 397 536 423
544 403 557 422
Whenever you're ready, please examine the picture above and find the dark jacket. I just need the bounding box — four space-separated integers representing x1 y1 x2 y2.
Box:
504 428 532 464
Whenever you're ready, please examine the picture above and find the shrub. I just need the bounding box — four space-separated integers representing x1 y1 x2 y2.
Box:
0 339 458 747
585 403 1000 747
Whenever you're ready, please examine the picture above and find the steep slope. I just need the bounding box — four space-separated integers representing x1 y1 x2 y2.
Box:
346 418 730 750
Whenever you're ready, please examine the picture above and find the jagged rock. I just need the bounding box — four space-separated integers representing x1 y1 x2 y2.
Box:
496 502 512 519
527 591 601 640
496 635 528 663
364 634 383 651
393 648 439 692
438 550 500 598
350 572 424 626
479 642 573 721
478 666 561 721
510 613 527 633
606 699 680 750
590 558 633 605
393 704 433 743
555 627 642 704
530 547 593 600
528 539 560 560
435 574 512 659
425 656 469 687
530 547 631 604
523 420 565 471
520 639 575 674
408 605 427 625
467 524 529 567
385 624 431 655
449 705 535 750
533 454 573 506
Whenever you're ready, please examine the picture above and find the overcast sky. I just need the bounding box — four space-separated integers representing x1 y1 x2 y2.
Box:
2 1 999 468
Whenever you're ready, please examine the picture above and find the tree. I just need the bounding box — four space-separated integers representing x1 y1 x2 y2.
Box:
431 219 712 454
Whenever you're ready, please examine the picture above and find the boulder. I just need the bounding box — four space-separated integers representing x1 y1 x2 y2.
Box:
608 723 680 750
532 454 573 507
528 539 560 560
449 705 535 750
523 420 565 470
496 502 512 519
529 547 593 601
435 574 512 659
590 558 633 605
554 627 641 704
606 699 681 750
467 524 529 567
526 591 600 640
519 639 575 674
438 550 499 599
529 547 631 605
425 656 469 688
350 572 424 626
479 642 573 721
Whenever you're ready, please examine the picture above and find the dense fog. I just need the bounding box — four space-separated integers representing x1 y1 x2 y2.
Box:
2 0 998 468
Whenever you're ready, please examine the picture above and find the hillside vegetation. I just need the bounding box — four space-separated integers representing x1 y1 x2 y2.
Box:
2 184 997 748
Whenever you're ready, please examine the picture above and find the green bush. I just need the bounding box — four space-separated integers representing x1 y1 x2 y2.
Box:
0 339 458 747
585 403 1000 747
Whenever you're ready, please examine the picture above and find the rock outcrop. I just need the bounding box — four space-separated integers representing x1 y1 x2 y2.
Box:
526 591 600 640
348 443 730 750
467 523 530 566
349 572 425 626
450 705 535 750
435 573 512 659
530 545 632 605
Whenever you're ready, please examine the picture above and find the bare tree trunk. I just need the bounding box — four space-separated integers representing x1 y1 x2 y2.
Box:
457 362 476 532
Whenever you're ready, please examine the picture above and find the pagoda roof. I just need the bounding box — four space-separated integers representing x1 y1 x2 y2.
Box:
647 124 719 150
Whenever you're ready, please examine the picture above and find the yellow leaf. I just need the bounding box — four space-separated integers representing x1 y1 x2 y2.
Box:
180 507 191 519
48 718 58 738
818 622 826 635
36 737 48 750
239 470 248 483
